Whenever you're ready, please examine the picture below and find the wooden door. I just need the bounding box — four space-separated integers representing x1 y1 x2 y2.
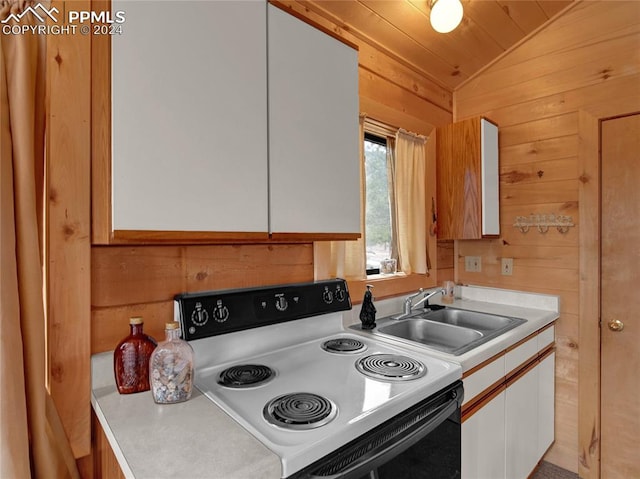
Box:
600 114 640 478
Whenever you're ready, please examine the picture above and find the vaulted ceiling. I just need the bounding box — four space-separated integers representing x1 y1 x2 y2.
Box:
302 0 575 91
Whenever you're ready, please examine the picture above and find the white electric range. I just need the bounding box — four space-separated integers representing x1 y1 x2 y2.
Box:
175 280 463 479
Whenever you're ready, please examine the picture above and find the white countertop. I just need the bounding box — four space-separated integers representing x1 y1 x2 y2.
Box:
92 285 559 478
92 354 281 479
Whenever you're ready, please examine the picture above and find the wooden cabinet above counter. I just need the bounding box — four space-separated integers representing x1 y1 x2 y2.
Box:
92 1 360 244
436 117 499 240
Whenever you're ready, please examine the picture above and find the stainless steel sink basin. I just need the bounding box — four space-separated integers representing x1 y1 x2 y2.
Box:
377 319 483 354
356 307 527 356
414 308 524 333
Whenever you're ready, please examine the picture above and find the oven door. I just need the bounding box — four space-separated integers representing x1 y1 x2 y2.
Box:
290 380 463 479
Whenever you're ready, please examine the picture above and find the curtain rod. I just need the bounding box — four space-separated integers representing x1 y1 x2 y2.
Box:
361 114 428 140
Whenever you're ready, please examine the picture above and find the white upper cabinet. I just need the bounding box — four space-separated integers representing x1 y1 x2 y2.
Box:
107 1 360 241
267 5 360 236
111 0 268 234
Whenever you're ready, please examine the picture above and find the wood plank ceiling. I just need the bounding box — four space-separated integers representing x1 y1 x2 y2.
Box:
302 0 575 91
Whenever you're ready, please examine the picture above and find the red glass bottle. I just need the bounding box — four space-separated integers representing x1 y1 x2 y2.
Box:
114 317 157 394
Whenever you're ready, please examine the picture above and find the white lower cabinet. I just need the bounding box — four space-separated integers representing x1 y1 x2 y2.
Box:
462 389 506 479
462 326 555 479
505 365 540 479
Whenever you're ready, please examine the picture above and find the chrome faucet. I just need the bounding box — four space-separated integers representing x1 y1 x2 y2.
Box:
401 288 424 316
393 288 446 320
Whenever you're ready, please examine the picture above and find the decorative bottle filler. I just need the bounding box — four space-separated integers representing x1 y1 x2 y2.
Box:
150 322 194 404
113 317 157 394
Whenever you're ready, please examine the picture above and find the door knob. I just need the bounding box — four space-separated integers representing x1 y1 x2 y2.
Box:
607 319 624 332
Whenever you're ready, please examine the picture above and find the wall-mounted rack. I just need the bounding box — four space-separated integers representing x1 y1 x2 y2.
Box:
513 214 575 234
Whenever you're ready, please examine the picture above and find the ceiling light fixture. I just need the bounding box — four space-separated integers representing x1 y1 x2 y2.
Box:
430 0 464 34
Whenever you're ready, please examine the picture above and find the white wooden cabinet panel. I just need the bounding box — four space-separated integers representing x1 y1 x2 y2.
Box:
505 336 538 374
538 352 555 458
112 1 268 232
505 366 540 479
462 391 506 479
462 356 505 406
267 5 360 234
537 326 555 351
480 119 499 236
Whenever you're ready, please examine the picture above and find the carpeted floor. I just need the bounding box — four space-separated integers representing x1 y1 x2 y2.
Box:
530 461 580 479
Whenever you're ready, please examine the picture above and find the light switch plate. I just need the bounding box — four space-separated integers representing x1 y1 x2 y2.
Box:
465 256 482 272
501 258 513 275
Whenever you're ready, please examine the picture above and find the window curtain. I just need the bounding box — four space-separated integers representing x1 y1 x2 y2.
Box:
327 114 367 280
1 1 80 477
392 129 428 275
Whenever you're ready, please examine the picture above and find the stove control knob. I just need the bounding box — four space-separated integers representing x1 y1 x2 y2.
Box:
335 287 346 302
322 286 334 304
213 300 230 323
275 295 288 312
191 302 209 326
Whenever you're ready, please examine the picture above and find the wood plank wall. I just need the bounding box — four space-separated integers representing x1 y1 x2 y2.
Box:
453 1 640 474
47 0 92 458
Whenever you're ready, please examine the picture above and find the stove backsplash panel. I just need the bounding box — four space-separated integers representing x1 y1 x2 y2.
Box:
175 279 351 341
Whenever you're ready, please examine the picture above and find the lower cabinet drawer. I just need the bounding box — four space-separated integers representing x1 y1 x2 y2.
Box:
537 325 555 351
505 335 538 375
462 356 505 406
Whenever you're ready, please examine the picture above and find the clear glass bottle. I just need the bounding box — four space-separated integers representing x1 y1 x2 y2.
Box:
150 322 194 404
113 317 157 394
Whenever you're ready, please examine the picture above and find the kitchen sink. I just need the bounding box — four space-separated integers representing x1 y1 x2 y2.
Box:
377 319 483 354
358 307 527 356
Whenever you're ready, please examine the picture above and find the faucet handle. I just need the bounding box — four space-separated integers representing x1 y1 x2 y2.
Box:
407 288 424 301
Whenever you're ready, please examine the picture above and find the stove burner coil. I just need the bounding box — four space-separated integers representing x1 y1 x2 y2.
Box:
321 337 367 354
218 364 274 388
263 392 337 430
356 354 427 381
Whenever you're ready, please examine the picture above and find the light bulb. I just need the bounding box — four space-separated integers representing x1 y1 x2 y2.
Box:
430 0 464 34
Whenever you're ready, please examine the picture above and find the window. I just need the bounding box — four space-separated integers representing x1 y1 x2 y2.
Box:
364 132 394 275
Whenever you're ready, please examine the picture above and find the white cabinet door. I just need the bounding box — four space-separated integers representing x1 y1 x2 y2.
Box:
480 118 499 236
111 1 268 232
538 352 555 458
462 390 506 479
267 5 360 235
505 365 540 479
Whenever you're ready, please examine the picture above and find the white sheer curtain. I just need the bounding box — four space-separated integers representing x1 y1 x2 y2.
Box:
392 129 428 275
325 119 429 279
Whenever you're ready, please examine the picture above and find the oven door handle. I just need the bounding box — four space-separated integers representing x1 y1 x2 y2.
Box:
307 395 459 479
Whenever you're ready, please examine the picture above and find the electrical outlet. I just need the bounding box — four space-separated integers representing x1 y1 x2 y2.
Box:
465 256 482 272
501 258 513 276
